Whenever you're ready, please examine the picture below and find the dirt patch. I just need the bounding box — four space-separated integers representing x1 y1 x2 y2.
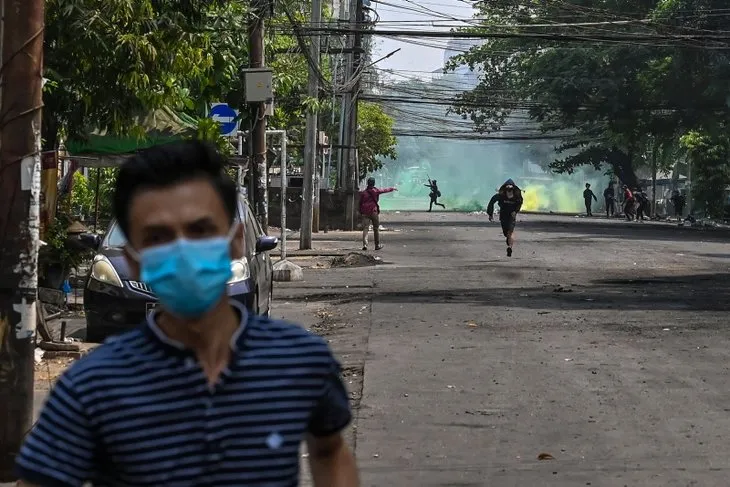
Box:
310 307 340 336
331 252 378 268
35 357 75 390
307 302 371 429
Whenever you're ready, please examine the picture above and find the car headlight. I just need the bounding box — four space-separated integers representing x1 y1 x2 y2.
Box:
89 255 123 288
229 258 250 284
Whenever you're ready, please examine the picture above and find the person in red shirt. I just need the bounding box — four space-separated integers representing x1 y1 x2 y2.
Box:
359 177 396 251
622 185 635 221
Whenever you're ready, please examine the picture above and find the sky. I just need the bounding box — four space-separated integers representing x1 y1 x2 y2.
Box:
370 0 476 77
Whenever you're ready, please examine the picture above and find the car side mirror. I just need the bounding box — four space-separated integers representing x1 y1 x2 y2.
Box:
79 232 102 250
255 235 279 253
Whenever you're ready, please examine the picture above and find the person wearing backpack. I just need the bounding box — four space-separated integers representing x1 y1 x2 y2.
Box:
425 178 446 212
359 177 397 251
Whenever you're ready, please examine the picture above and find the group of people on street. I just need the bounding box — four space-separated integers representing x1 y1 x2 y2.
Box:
360 177 523 257
585 182 686 222
361 175 691 255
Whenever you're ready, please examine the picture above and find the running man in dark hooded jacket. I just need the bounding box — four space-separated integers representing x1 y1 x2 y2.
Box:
487 179 523 257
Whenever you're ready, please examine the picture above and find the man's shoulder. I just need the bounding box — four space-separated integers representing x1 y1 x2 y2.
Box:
62 327 150 383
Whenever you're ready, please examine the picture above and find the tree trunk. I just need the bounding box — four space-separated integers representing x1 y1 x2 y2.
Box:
609 148 639 188
41 115 58 151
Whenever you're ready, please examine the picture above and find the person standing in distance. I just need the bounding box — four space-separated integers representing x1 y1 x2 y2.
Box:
583 183 597 217
487 179 523 257
359 176 396 251
603 182 616 218
14 141 359 487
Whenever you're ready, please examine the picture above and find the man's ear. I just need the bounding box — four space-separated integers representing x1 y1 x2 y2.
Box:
123 246 141 280
230 222 244 260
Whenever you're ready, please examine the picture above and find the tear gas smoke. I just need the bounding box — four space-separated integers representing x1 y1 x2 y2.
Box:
372 139 608 213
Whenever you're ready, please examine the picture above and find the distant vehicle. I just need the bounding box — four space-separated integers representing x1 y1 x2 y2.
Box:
80 194 277 343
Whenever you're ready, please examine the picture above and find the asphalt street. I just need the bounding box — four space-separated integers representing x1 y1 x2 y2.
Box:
278 212 730 487
10 212 730 487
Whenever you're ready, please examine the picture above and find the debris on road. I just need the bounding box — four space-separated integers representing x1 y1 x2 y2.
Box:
538 453 555 461
553 286 573 293
330 253 378 267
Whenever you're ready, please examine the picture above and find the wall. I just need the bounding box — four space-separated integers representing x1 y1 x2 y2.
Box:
268 188 356 231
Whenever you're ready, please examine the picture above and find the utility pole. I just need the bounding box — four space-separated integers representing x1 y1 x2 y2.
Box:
344 0 364 230
300 0 322 249
249 0 269 230
336 0 349 190
0 0 45 480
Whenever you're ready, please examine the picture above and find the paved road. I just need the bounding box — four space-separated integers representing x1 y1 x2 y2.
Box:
9 212 730 486
309 212 730 486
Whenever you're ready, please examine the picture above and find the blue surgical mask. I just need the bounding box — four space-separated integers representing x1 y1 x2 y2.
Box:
128 225 239 319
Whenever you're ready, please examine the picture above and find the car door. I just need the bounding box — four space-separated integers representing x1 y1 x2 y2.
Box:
239 196 271 312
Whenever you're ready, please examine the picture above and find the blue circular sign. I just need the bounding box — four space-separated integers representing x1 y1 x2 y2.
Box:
209 103 239 136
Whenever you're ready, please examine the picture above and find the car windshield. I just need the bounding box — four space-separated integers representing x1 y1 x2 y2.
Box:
104 222 127 247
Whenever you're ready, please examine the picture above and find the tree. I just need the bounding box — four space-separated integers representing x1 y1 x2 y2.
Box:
43 0 247 148
445 0 702 187
680 131 730 218
357 102 397 180
69 169 118 222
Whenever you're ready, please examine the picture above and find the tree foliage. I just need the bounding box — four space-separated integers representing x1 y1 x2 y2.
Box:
357 102 397 180
447 0 730 197
680 131 730 217
44 0 396 187
44 0 244 146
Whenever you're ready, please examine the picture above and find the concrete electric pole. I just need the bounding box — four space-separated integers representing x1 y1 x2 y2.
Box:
300 0 322 249
343 0 363 230
249 0 269 230
0 0 45 480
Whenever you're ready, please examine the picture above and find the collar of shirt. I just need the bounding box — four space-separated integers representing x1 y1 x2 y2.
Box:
144 300 249 354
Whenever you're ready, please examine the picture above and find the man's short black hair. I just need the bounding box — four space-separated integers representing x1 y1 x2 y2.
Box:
113 140 237 238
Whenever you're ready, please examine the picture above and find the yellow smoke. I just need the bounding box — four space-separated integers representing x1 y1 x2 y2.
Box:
521 186 544 211
521 184 583 213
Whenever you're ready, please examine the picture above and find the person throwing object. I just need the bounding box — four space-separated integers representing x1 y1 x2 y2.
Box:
425 178 445 211
487 179 523 257
359 177 396 251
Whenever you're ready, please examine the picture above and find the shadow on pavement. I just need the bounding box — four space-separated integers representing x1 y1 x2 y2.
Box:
286 272 730 313
386 217 730 243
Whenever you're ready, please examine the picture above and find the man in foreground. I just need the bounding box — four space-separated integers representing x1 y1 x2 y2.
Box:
487 179 524 257
14 141 359 487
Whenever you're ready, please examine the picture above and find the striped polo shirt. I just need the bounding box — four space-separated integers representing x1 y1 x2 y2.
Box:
15 302 351 486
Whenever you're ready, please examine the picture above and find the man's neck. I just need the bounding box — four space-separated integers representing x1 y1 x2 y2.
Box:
157 300 240 383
